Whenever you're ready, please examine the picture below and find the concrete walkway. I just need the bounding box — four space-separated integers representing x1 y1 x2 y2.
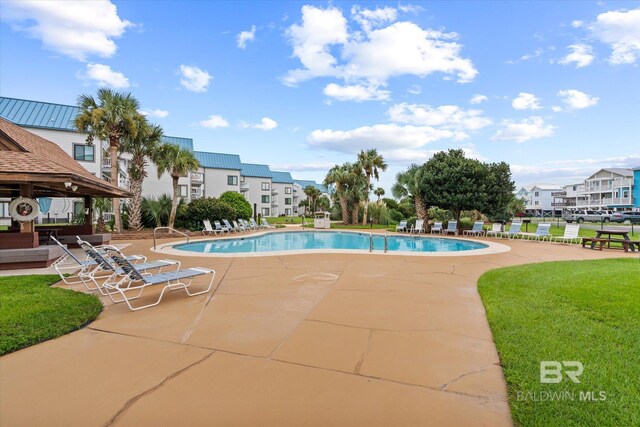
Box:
0 236 631 426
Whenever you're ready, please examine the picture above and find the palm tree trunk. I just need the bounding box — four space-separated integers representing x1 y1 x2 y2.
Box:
352 201 359 225
340 196 350 224
96 213 106 233
414 196 428 220
128 178 143 231
110 142 121 232
169 176 179 229
362 174 371 225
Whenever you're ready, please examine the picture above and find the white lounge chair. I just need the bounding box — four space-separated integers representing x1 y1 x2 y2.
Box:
222 219 236 233
50 236 104 285
485 223 503 238
202 219 218 235
396 220 407 232
552 223 581 244
502 222 522 239
214 220 229 234
102 248 215 311
463 221 485 236
410 219 425 234
443 220 458 236
262 218 275 229
430 222 443 234
519 223 551 241
232 220 245 232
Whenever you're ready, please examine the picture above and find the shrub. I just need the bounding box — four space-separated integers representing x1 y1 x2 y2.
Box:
388 208 404 223
219 191 252 219
182 197 237 231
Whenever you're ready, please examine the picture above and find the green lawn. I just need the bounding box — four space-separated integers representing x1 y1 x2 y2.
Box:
330 223 396 231
264 216 304 224
479 259 640 426
0 275 102 356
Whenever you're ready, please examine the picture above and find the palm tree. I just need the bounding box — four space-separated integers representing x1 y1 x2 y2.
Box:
154 143 199 229
92 197 112 233
357 149 388 225
303 186 322 213
392 164 427 220
121 116 163 230
75 89 140 232
142 195 173 227
374 187 385 202
324 164 352 224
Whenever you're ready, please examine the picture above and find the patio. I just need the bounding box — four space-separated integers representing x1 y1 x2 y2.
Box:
0 237 630 426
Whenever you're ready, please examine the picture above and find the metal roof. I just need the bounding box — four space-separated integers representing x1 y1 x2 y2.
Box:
0 97 80 132
271 170 293 184
162 135 193 151
241 163 272 178
601 168 633 177
195 151 242 170
294 180 327 193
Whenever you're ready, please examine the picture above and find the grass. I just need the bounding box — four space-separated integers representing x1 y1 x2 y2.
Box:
478 259 640 426
264 216 304 224
330 223 396 231
0 275 102 356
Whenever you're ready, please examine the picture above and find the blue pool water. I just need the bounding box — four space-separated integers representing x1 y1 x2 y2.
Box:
172 231 488 254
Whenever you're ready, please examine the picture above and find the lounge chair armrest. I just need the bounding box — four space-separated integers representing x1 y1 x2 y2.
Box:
190 267 215 274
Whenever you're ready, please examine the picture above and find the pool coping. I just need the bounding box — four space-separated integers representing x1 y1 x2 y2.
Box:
152 229 511 258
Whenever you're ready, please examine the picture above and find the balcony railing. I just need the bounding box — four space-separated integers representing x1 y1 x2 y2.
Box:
240 183 249 192
551 191 566 197
271 189 279 195
271 201 279 207
191 191 203 200
191 172 204 183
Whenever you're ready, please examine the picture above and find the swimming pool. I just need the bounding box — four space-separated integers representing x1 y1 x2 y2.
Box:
169 230 498 256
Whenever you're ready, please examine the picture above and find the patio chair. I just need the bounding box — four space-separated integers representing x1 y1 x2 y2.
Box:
50 235 102 285
519 223 551 241
77 239 180 295
410 219 425 234
222 219 236 233
463 221 485 237
502 222 523 239
395 220 407 232
102 248 215 311
262 218 276 229
214 220 229 234
202 219 218 235
250 218 262 229
552 223 581 244
232 220 245 232
443 220 458 236
485 223 503 238
430 222 443 234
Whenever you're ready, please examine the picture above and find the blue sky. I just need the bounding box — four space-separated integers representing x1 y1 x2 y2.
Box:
1 1 639 193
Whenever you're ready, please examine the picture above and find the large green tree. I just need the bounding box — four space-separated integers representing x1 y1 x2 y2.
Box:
75 89 140 232
324 164 352 224
357 149 388 225
303 185 322 213
417 149 487 228
121 116 163 230
392 164 427 220
153 143 200 229
480 162 517 221
219 191 252 219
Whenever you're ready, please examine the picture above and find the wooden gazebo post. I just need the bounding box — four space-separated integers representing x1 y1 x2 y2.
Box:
19 183 34 233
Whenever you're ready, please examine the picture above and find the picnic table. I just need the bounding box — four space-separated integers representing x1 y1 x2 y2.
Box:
582 229 639 252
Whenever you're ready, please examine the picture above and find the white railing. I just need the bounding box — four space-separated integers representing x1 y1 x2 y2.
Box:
240 183 249 192
191 172 204 183
271 189 279 195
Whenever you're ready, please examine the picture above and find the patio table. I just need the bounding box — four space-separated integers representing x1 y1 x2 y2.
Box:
587 229 638 252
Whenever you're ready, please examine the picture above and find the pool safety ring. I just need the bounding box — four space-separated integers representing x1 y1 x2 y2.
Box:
9 197 40 227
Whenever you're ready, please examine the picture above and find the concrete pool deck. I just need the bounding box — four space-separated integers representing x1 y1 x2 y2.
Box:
0 235 633 426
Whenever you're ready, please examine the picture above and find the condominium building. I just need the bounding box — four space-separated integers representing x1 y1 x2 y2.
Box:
240 163 273 217
553 168 637 211
270 171 294 216
195 151 242 199
515 184 563 215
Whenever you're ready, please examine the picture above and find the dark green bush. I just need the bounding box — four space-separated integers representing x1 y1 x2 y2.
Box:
182 197 237 231
219 191 252 219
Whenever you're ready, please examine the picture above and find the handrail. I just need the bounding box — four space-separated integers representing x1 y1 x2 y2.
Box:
369 233 373 252
153 227 190 250
384 231 388 253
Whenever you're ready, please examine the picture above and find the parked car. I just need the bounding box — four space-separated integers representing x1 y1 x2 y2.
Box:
563 210 602 223
598 210 614 222
610 211 640 224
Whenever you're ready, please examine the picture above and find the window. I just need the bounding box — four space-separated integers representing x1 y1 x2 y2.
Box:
285 209 291 216
228 175 238 185
262 195 270 203
285 198 292 205
179 185 188 197
534 191 539 197
285 187 292 194
261 208 270 216
240 176 245 183
261 182 270 191
534 201 539 206
73 144 94 162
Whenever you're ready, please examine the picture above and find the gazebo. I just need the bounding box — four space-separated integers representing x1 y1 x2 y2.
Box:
0 117 130 269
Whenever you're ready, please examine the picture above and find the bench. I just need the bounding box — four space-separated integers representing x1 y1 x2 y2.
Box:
582 237 640 253
621 240 640 253
581 237 607 251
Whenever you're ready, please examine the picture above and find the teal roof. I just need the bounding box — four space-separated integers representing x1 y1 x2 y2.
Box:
271 170 293 184
241 163 272 178
294 180 327 193
0 96 79 132
195 151 242 170
162 135 193 151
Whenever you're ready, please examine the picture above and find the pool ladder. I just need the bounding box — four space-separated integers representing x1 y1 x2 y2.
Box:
369 232 389 253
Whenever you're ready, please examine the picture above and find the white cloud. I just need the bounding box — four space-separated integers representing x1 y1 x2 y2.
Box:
199 115 229 128
140 109 169 118
557 89 599 110
491 117 555 143
470 94 488 104
512 92 542 110
179 65 212 92
236 25 256 49
283 5 477 98
323 83 390 102
559 44 595 68
271 161 336 172
571 20 584 28
520 48 544 61
351 5 398 33
240 117 278 131
2 0 132 61
387 103 492 139
398 4 426 14
589 8 640 64
407 84 422 95
78 63 129 88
